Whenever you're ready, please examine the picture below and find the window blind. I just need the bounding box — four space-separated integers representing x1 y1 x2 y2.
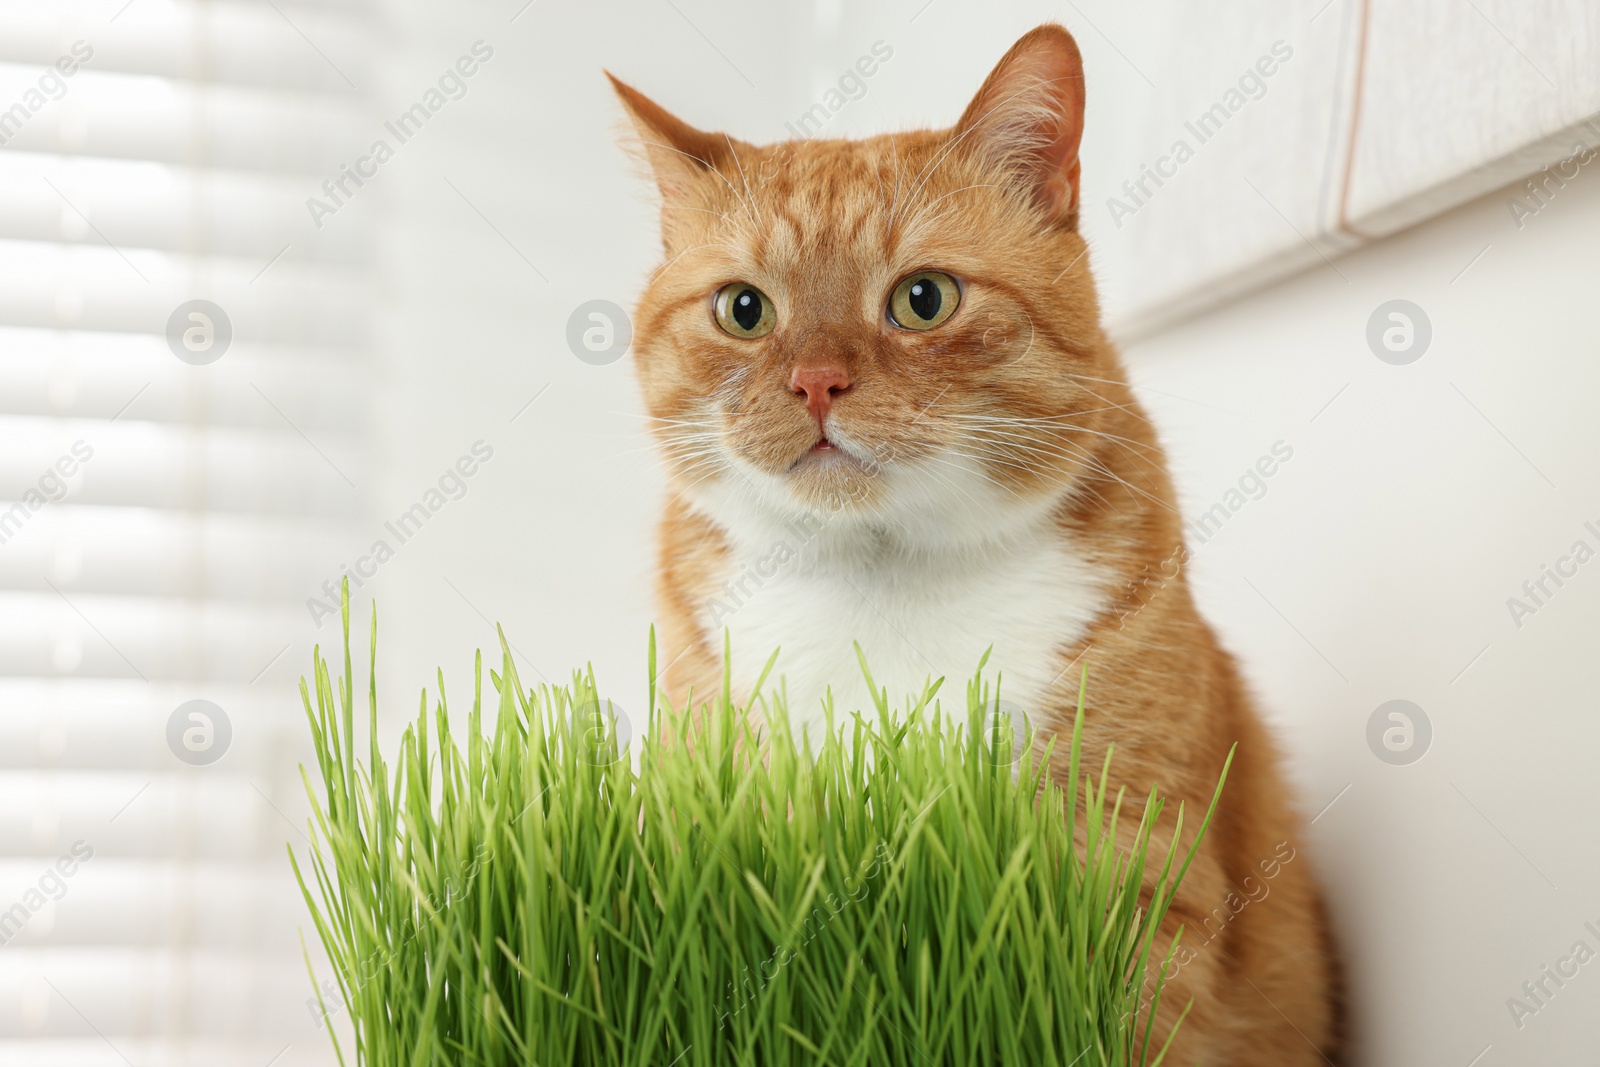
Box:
0 1 371 1063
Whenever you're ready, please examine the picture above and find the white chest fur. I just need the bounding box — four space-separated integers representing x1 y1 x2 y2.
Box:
696 511 1110 741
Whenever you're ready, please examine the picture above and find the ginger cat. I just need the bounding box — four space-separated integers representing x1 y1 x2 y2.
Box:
611 24 1341 1065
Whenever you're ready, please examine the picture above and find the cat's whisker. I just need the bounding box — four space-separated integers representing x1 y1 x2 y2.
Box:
987 437 1162 500
659 449 725 470
942 444 1122 515
883 131 906 234
722 133 766 229
1061 371 1142 388
1063 379 1155 426
956 433 1174 515
1056 426 1166 460
954 418 1166 462
929 450 1028 500
936 410 1167 465
938 406 1128 424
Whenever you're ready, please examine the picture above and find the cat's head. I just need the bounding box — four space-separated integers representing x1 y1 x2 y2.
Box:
614 25 1118 549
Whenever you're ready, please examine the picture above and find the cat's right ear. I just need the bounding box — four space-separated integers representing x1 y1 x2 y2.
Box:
953 24 1086 226
606 74 734 203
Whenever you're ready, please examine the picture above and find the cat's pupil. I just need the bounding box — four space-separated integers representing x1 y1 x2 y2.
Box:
732 289 762 331
908 278 941 320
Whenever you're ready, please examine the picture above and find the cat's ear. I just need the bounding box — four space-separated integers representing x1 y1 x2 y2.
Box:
953 24 1086 225
606 73 738 202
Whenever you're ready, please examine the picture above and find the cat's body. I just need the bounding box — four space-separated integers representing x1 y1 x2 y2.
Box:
615 24 1342 1064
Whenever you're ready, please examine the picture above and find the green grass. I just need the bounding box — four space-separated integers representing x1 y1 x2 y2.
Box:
292 587 1228 1066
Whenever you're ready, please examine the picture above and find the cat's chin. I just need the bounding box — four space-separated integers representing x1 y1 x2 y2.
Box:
782 454 883 515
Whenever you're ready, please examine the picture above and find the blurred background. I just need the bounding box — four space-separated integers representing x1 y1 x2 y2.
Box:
1 0 1597 1063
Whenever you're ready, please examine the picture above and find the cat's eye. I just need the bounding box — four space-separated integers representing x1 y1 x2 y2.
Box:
888 271 960 331
713 284 776 339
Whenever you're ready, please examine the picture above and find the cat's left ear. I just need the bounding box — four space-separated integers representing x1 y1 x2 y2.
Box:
953 24 1086 225
606 73 743 203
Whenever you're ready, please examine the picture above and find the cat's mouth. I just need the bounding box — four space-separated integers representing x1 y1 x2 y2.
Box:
789 431 862 471
768 427 891 511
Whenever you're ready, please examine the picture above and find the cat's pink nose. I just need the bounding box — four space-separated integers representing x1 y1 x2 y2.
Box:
789 363 852 424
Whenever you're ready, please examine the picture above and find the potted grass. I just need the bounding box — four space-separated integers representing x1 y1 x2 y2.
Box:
290 587 1227 1066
